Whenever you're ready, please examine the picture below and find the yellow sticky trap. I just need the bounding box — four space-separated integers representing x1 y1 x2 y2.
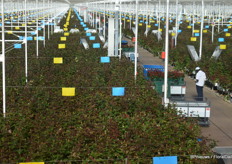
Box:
53 57 63 64
63 28 68 31
64 32 69 36
28 22 32 25
32 20 35 22
7 31 13 34
171 32 176 36
194 30 199 33
62 88 75 96
139 23 142 26
21 24 25 27
220 44 226 49
127 20 130 22
15 27 20 30
203 30 208 33
228 26 232 29
147 25 151 28
122 18 125 20
225 33 231 37
158 29 162 32
60 37 66 41
19 163 44 164
64 24 67 28
187 26 192 29
190 37 197 41
58 44 66 49
186 20 189 23
66 22 69 25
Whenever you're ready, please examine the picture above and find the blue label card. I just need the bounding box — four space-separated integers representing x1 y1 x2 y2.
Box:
86 33 91 36
112 87 125 96
194 33 200 37
80 22 84 25
153 156 177 164
14 44 22 49
83 24 87 27
178 30 182 33
84 28 89 31
155 24 158 26
93 43 100 48
224 29 229 32
100 57 110 63
218 38 225 42
89 36 96 40
19 36 24 40
205 25 209 29
27 36 33 40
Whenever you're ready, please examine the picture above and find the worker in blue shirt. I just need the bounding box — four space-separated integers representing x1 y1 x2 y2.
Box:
195 67 207 101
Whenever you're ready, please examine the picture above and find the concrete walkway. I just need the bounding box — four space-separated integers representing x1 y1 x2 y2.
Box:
123 37 232 146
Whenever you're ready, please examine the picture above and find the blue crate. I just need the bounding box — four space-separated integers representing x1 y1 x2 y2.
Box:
143 65 164 80
129 53 135 61
121 40 128 45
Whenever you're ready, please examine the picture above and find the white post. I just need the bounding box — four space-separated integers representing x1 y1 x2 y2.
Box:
119 0 122 60
43 0 45 47
164 0 170 106
146 0 148 37
158 0 161 31
48 0 50 40
36 0 39 57
175 0 178 46
134 0 139 81
2 0 6 117
104 0 106 40
25 0 28 83
199 0 204 59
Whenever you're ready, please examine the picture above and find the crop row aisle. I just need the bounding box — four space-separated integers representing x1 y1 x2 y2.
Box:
0 0 232 163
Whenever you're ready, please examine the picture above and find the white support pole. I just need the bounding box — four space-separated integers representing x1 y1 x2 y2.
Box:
145 0 148 37
175 0 178 46
103 0 106 40
119 0 122 60
199 0 204 59
25 0 28 83
48 0 50 40
134 0 139 81
2 0 6 117
43 0 45 47
164 0 170 107
36 0 39 57
158 0 161 31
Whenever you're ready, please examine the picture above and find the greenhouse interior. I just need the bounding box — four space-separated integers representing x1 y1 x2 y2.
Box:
0 0 232 163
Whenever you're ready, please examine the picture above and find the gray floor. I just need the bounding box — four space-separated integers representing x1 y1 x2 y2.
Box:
123 37 232 146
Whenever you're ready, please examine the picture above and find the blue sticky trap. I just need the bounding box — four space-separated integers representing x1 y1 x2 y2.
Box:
83 24 87 27
140 20 143 23
89 36 96 40
49 23 54 25
84 28 89 31
155 24 158 26
218 38 225 42
153 156 177 164
112 87 125 96
14 44 22 49
0 23 2 26
27 36 33 40
93 43 100 48
100 56 110 63
80 22 84 25
86 33 91 36
164 26 166 28
197 138 202 142
19 36 24 40
13 19 17 22
145 21 148 24
37 36 44 40
170 20 173 23
37 27 42 30
224 29 229 32
31 32 36 35
205 25 209 29
194 33 200 36
178 29 182 33
179 21 183 24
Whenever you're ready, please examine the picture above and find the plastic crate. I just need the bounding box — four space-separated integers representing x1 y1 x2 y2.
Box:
122 47 134 52
143 65 164 80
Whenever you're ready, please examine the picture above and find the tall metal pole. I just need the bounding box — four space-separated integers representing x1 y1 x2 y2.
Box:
119 0 122 60
2 0 6 117
48 0 50 40
175 0 178 46
199 0 204 59
103 0 106 41
43 0 46 47
25 0 28 83
134 0 139 81
164 0 170 106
